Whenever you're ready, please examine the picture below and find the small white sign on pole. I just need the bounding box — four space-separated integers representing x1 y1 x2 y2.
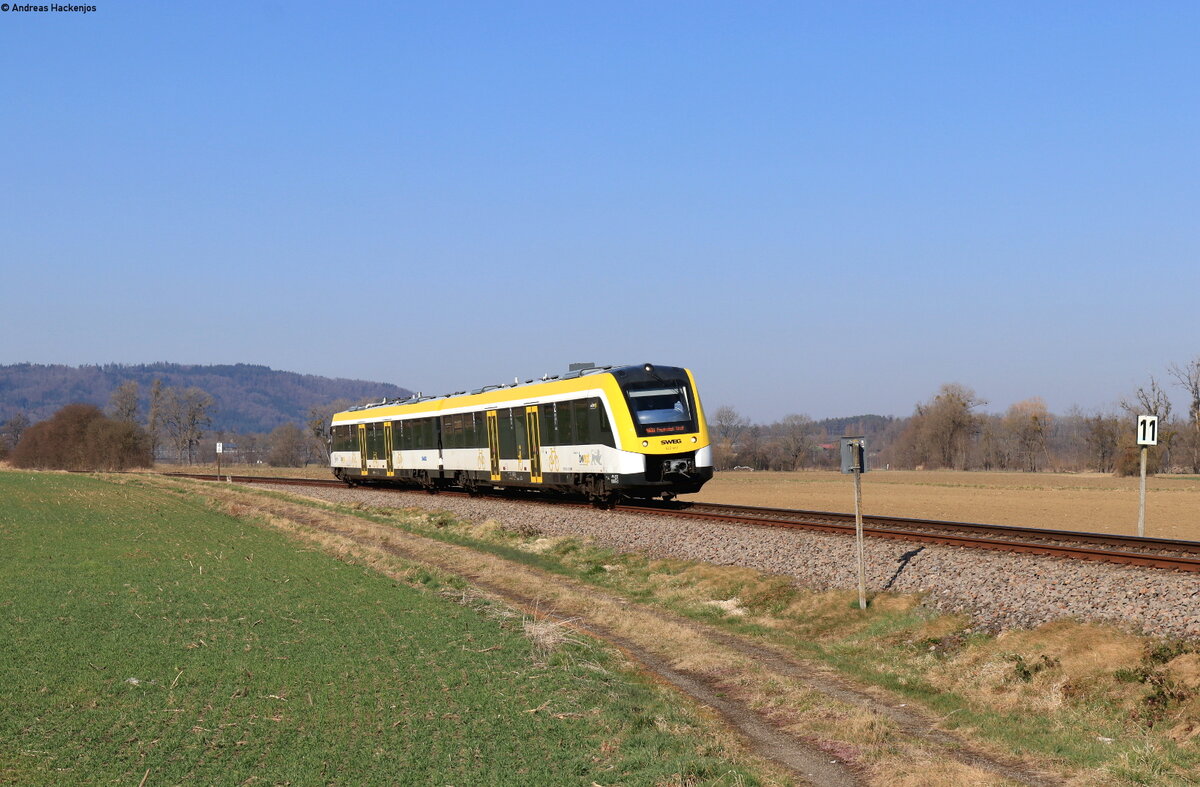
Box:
1137 416 1158 446
216 442 224 454
1135 415 1156 537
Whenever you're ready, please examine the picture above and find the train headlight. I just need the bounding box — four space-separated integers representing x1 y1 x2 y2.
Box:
642 440 649 447
691 436 697 443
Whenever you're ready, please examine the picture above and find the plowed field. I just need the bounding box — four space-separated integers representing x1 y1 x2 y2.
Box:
685 470 1200 541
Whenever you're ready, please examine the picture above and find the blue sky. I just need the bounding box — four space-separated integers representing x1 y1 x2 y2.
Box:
2 2 1197 422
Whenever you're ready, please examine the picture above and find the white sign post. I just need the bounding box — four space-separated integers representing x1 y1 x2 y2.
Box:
216 442 223 481
1136 416 1157 537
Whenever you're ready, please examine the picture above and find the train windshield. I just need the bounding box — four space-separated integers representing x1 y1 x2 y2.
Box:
625 381 696 436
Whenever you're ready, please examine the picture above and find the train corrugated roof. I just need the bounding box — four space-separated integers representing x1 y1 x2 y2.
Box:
346 364 626 413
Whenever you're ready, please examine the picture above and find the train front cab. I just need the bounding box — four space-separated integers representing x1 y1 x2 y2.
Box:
608 364 713 498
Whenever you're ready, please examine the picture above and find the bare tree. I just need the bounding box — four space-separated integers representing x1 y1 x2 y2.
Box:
897 383 986 469
712 405 749 444
109 380 140 423
1120 377 1173 423
1004 398 1051 472
1084 412 1121 473
1169 356 1200 472
775 413 814 470
710 405 750 469
160 386 214 464
307 399 351 463
147 378 164 458
1120 377 1174 468
267 423 310 467
0 412 31 458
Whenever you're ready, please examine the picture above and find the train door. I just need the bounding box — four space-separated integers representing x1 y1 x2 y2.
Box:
525 405 542 483
486 410 501 481
384 421 394 476
357 424 367 476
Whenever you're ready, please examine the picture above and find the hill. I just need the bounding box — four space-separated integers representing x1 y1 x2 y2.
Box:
0 363 411 433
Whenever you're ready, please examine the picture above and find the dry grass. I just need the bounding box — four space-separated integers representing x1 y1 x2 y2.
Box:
686 470 1200 540
122 474 1200 783
140 476 1051 784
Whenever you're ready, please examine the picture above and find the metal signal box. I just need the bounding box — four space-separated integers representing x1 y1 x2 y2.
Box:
840 436 867 474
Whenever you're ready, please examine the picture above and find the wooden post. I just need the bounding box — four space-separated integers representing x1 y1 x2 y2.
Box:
853 465 867 610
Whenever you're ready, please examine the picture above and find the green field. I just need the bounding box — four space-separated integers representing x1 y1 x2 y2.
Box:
0 472 759 785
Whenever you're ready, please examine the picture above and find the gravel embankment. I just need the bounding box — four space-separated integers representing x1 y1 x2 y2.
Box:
259 484 1200 640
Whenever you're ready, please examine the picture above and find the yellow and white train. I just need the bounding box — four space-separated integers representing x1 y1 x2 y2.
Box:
329 363 712 502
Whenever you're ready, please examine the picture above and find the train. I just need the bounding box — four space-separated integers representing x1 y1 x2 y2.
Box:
329 363 713 503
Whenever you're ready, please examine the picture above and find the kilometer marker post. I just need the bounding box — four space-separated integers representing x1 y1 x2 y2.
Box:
840 436 868 610
1136 416 1158 537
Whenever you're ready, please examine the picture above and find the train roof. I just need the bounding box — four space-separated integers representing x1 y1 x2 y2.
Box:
337 363 692 418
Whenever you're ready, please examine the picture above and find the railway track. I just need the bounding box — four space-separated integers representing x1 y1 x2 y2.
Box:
164 472 1200 573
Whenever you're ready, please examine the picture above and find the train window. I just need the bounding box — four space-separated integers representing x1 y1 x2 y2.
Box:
590 398 615 447
444 414 458 450
497 409 516 458
470 411 485 448
539 403 555 445
368 422 385 460
461 412 474 448
601 401 615 446
558 401 575 445
513 409 527 459
624 381 695 438
574 400 587 444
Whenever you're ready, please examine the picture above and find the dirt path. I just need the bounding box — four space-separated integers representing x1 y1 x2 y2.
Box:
179 480 1064 786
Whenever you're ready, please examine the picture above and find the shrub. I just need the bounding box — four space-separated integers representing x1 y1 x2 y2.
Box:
10 404 153 471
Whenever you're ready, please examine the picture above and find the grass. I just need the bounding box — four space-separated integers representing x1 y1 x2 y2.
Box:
0 472 767 785
316 498 1200 785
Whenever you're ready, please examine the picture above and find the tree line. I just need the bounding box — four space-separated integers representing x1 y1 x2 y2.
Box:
0 380 347 470
710 356 1200 475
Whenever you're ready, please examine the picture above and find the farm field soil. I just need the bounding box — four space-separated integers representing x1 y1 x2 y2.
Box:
685 470 1200 541
0 472 765 786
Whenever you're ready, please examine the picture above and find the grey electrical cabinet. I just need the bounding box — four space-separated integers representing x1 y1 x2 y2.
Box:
840 436 867 474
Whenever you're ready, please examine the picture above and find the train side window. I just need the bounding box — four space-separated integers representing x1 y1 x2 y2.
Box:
498 409 515 458
556 401 573 445
588 398 610 447
372 422 386 459
538 404 554 445
513 409 527 458
463 411 476 448
474 411 486 448
568 400 586 444
595 400 613 447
